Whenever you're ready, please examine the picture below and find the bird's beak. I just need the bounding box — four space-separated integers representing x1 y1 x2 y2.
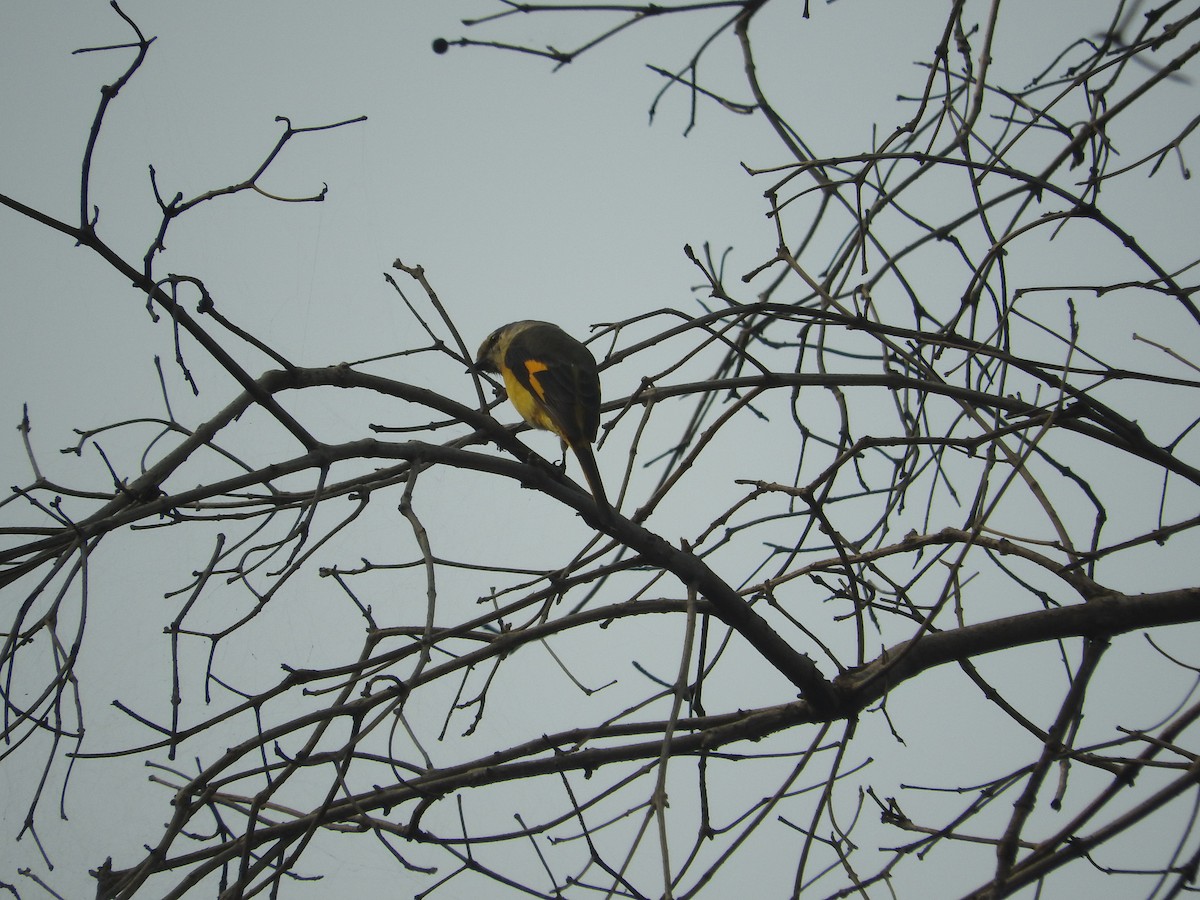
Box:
470 354 498 376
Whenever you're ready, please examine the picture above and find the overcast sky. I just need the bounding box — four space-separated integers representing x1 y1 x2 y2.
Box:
3 2 1197 897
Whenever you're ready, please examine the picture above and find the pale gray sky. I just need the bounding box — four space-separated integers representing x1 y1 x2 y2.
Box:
2 2 1198 897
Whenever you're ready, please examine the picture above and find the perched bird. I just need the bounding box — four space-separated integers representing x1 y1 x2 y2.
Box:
474 320 609 516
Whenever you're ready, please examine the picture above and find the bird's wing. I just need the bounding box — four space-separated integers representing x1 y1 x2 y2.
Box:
506 332 600 445
533 360 599 445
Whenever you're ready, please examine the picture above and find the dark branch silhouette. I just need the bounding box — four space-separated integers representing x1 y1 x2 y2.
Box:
3 2 1200 898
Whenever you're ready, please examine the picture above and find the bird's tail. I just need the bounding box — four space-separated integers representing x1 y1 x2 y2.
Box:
569 440 611 522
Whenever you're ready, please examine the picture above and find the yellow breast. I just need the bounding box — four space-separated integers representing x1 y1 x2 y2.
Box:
501 366 558 435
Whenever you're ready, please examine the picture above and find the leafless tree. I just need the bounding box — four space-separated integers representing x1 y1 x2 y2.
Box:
3 2 1200 898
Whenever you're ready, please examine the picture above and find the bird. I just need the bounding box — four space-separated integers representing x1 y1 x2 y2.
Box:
474 320 609 517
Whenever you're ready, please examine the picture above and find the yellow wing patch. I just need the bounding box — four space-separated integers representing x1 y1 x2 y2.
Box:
523 359 551 402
